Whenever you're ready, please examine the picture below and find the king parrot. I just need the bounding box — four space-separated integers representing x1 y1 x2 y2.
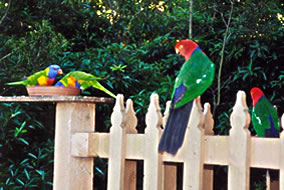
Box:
250 87 280 137
158 39 215 155
250 87 280 181
55 71 116 98
6 65 63 86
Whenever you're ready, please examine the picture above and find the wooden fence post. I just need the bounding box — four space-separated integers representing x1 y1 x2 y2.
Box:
107 94 126 190
144 93 163 190
182 97 205 190
124 99 138 190
203 103 214 190
53 103 95 190
228 91 251 190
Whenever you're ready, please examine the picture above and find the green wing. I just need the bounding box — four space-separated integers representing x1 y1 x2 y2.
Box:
172 49 215 108
25 70 48 86
251 98 280 137
6 69 48 86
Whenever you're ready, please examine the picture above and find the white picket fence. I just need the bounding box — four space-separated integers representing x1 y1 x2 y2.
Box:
48 90 282 190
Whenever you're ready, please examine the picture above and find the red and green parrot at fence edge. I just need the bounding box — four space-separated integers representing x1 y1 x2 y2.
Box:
6 65 63 86
250 87 280 138
158 39 215 155
250 87 280 181
55 71 116 98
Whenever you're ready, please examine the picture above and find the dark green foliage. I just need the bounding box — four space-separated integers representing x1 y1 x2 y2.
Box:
0 103 54 189
0 0 283 189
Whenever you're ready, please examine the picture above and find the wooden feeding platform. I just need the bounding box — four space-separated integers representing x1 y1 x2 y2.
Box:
0 95 114 104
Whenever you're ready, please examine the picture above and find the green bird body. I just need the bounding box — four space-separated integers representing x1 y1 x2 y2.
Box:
55 71 116 98
250 87 280 138
6 65 63 86
158 40 215 155
172 48 215 108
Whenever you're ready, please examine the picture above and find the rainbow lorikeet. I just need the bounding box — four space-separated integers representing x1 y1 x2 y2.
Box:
6 65 63 86
158 39 215 155
55 71 116 98
250 87 280 137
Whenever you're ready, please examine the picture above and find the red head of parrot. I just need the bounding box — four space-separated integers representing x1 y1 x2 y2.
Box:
250 87 265 107
175 40 201 61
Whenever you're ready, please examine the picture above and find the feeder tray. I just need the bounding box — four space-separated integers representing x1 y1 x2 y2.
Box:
26 86 80 96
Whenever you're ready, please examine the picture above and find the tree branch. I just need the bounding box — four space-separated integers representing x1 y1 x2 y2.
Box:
0 0 11 26
0 52 12 62
215 1 234 112
189 0 193 39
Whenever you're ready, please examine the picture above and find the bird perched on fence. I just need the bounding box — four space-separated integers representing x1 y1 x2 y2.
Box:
6 65 63 86
55 71 116 98
250 87 280 138
250 87 280 181
158 39 215 155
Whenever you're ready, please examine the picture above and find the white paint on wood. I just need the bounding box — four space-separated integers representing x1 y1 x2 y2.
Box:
144 93 163 190
180 97 205 190
124 99 138 190
203 103 214 190
107 94 126 190
228 91 251 190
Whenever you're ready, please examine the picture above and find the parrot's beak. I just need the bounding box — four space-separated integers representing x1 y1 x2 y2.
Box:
175 48 179 54
58 69 63 75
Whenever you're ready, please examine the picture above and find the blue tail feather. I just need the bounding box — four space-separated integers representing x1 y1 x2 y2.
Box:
158 101 193 155
265 114 279 138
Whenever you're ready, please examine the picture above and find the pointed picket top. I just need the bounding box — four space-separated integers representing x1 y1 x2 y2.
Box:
230 91 251 133
203 102 214 135
145 93 163 132
124 99 138 134
162 101 171 128
187 96 205 130
111 94 125 128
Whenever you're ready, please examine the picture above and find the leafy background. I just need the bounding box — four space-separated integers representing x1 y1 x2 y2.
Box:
0 0 283 189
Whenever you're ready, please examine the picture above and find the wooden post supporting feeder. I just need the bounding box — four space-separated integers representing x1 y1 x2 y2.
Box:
54 102 95 190
0 96 113 190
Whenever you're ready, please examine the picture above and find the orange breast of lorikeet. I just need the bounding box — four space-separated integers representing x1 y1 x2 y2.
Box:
37 76 54 86
67 75 77 88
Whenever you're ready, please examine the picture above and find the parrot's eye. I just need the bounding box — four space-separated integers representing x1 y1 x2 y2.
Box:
178 45 183 50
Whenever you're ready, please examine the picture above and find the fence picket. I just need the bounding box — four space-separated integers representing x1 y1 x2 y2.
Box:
144 93 163 190
181 97 205 190
107 94 126 190
203 103 214 190
124 99 138 190
228 91 251 190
